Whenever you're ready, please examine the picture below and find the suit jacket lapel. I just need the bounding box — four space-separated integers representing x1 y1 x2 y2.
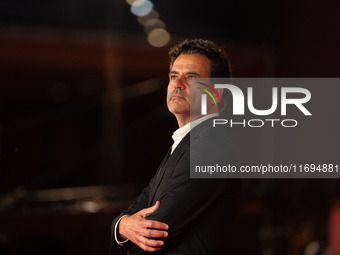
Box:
148 134 190 206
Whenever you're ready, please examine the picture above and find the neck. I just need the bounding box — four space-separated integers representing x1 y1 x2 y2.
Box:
175 116 190 128
175 109 220 128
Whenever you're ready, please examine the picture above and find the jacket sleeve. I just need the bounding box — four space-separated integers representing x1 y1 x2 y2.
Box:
110 149 170 249
110 181 152 248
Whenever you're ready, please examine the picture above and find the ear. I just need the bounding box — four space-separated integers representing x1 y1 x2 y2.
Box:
216 88 223 100
208 88 223 106
206 80 223 103
214 88 224 106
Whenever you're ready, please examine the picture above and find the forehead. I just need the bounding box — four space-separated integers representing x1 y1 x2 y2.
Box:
171 54 210 74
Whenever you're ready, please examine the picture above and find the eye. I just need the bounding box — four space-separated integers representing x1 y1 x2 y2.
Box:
170 75 177 80
188 75 197 80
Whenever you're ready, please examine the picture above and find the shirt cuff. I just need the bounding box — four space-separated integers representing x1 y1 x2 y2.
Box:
114 215 129 246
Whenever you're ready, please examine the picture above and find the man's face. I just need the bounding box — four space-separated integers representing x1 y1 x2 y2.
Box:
167 54 211 122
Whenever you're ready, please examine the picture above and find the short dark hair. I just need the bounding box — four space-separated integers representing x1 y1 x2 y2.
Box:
168 39 232 113
168 39 231 78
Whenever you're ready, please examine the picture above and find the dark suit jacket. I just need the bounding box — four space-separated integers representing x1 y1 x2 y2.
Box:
111 118 241 254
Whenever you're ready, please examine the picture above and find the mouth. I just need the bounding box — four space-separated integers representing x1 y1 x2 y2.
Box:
171 94 185 99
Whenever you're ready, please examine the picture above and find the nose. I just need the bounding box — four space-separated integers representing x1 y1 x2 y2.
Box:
172 75 187 90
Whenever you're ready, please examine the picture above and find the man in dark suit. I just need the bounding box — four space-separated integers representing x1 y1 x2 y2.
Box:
111 39 241 254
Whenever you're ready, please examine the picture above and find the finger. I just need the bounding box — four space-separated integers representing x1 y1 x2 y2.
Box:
137 242 162 253
143 219 169 230
139 236 165 248
142 229 168 239
142 201 160 217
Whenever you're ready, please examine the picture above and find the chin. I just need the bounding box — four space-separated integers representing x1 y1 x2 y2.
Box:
171 110 190 116
168 103 187 113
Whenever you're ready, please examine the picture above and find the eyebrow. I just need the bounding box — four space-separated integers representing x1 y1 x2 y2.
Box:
169 71 200 76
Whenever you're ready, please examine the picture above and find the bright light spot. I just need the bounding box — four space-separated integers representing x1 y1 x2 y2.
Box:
130 0 153 17
82 201 100 213
125 0 137 5
143 19 165 34
304 242 320 255
145 18 162 27
147 28 170 47
126 0 146 6
137 10 159 25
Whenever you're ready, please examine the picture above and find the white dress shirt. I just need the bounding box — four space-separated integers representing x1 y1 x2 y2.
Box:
171 113 219 154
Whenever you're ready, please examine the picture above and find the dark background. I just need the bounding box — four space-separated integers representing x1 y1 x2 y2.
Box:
0 0 339 254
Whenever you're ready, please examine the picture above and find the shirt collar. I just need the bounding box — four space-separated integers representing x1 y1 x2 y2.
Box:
172 113 219 143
